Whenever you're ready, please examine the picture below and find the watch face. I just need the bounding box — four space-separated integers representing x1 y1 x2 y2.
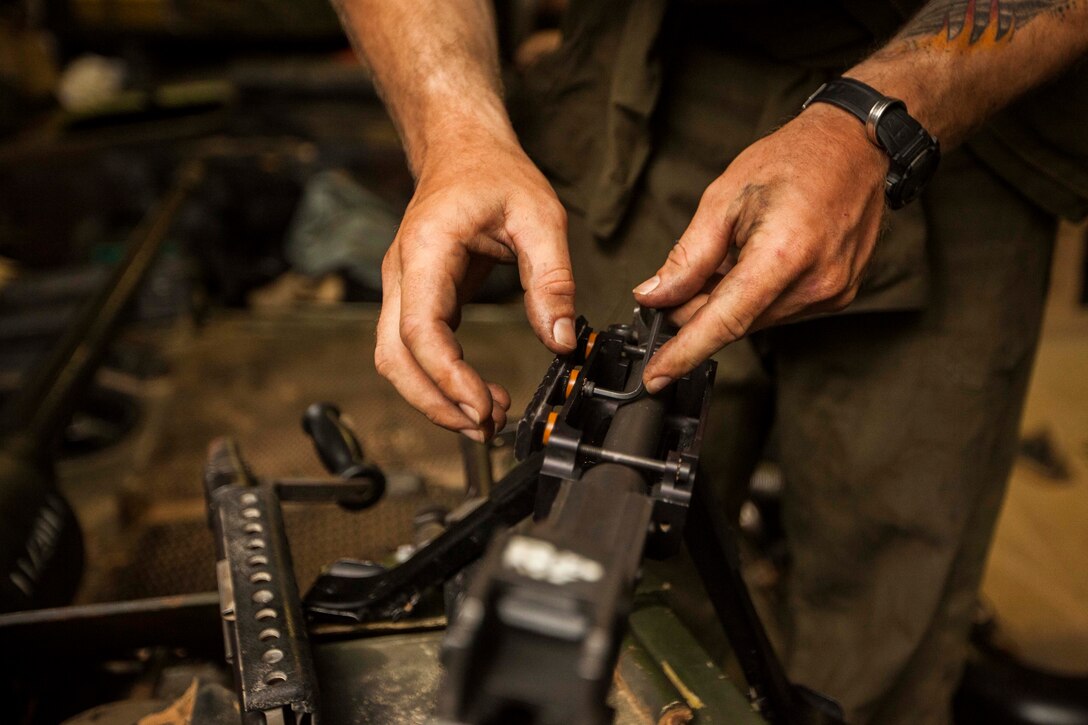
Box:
890 142 941 207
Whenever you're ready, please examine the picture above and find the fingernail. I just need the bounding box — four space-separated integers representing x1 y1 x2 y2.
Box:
458 403 481 425
459 428 486 443
633 275 660 296
645 376 673 394
553 317 576 349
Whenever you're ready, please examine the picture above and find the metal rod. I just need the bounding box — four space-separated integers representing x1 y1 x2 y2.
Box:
458 435 493 498
0 591 223 658
685 481 802 723
0 162 203 445
577 444 673 475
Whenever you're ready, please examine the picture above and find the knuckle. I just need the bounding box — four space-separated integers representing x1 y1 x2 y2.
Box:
830 284 859 311
810 267 850 303
665 240 694 271
708 305 749 343
401 221 434 249
380 248 399 279
400 209 449 248
700 180 727 207
534 265 576 300
678 348 704 373
542 199 567 229
664 337 705 375
399 313 429 348
432 363 459 394
373 346 396 381
396 213 426 241
792 240 822 270
422 406 448 427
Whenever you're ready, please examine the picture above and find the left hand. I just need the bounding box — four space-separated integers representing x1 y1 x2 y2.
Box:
634 103 889 393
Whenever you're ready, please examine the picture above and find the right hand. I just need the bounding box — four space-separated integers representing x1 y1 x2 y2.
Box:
375 131 577 441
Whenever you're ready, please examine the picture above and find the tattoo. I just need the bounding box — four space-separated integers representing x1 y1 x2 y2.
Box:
900 0 1081 49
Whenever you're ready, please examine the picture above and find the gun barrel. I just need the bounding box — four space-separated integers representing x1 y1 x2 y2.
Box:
580 355 664 494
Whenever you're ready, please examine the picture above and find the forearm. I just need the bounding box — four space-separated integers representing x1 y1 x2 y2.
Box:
846 0 1088 147
332 0 516 173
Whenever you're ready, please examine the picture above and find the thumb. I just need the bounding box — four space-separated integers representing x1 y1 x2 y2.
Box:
508 203 577 353
634 187 736 308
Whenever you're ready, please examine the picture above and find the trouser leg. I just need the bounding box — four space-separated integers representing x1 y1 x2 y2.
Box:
771 149 1055 724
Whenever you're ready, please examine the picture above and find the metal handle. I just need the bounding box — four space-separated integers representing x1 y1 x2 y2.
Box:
586 309 665 401
301 403 385 510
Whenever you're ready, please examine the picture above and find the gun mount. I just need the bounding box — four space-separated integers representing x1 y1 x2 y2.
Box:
202 308 844 725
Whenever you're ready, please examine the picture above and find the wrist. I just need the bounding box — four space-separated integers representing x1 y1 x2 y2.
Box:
408 93 520 176
797 102 888 185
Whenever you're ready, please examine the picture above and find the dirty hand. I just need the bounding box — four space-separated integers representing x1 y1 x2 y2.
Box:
634 104 888 392
375 132 576 441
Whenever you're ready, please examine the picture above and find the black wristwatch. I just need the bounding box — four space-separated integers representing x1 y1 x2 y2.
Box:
802 77 940 209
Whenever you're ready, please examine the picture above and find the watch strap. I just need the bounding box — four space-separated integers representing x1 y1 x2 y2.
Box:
804 78 890 123
803 78 916 154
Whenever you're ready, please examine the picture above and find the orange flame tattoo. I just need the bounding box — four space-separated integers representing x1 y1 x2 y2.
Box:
931 0 1015 50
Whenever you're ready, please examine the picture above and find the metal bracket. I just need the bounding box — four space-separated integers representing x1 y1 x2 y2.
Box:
206 439 318 725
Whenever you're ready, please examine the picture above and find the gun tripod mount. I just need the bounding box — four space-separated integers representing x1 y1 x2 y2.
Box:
204 403 385 725
205 309 845 725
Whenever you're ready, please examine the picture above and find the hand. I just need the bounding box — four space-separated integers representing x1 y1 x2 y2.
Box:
375 130 576 441
634 104 888 392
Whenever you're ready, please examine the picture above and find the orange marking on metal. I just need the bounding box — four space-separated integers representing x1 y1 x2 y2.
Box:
585 331 598 356
542 411 559 445
565 368 581 399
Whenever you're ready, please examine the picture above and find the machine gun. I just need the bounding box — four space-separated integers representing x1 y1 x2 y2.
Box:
436 308 707 724
204 308 845 725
